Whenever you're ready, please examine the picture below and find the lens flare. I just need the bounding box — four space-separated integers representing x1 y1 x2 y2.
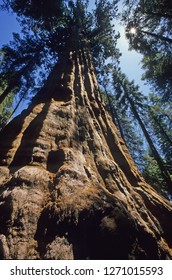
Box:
130 27 137 34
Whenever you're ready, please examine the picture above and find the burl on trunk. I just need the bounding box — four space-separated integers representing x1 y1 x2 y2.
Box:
0 50 172 259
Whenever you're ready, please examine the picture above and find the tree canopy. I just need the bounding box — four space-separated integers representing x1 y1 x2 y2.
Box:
0 0 120 104
121 0 172 101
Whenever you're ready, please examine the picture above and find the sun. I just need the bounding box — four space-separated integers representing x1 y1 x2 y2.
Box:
129 27 137 35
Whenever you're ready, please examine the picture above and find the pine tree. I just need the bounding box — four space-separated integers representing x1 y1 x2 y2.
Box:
112 67 172 192
0 83 13 130
0 0 172 260
121 0 172 101
147 94 172 173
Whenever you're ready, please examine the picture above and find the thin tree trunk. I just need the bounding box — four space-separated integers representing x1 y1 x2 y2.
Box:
124 92 172 191
0 55 38 105
141 30 172 44
149 109 172 147
0 83 18 105
0 49 172 260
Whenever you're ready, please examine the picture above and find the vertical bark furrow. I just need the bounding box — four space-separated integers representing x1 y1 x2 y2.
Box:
0 103 45 166
9 102 52 172
0 49 172 259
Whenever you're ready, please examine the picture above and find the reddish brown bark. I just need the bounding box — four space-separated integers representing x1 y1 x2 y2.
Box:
0 50 172 259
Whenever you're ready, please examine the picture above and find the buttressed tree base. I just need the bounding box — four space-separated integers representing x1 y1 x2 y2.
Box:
0 50 172 260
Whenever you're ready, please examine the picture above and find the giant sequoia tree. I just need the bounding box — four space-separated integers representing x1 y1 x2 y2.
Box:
0 0 172 260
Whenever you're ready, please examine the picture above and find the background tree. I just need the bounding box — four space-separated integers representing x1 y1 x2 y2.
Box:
121 0 172 101
111 66 172 193
147 94 172 173
99 65 146 171
0 84 13 130
143 151 172 199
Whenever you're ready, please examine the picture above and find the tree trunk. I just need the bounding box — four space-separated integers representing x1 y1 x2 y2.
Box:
0 55 38 105
0 49 172 260
141 30 172 44
148 109 172 147
124 92 172 192
0 83 18 105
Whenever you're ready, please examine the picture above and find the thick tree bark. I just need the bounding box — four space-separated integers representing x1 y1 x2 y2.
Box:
0 49 172 260
104 86 126 143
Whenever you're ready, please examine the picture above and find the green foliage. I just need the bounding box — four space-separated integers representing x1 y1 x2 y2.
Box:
115 110 145 169
119 1 172 191
2 0 65 30
0 84 13 130
99 66 146 170
142 53 172 101
0 0 120 118
147 93 172 172
0 31 53 105
121 0 172 101
112 66 147 115
142 153 169 196
111 66 172 191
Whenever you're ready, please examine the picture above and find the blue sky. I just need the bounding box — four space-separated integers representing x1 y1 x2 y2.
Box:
0 7 21 45
0 1 151 115
0 6 26 115
116 24 151 93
